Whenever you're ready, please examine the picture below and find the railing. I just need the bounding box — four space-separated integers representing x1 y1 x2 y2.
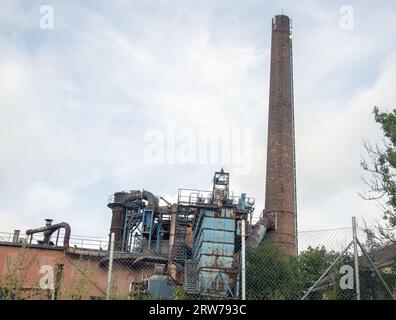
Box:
178 188 255 208
178 189 213 206
0 231 109 251
0 232 12 242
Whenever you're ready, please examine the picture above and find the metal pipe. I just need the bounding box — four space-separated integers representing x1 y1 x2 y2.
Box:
12 230 20 243
106 232 115 300
53 263 64 300
246 213 272 248
109 190 159 252
352 217 361 300
43 219 53 244
241 219 246 300
160 196 171 206
169 205 177 256
147 211 154 255
26 221 71 248
155 219 162 255
142 190 159 209
55 229 60 247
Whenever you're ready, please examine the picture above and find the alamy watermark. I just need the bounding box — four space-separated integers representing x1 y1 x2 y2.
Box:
339 265 354 290
143 122 253 175
40 5 54 30
339 5 354 30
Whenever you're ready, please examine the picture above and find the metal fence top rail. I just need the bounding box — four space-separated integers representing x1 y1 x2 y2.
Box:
0 231 109 250
299 227 352 233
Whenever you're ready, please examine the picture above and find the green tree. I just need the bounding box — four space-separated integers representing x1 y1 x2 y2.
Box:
298 246 356 300
246 242 300 300
246 243 356 300
360 107 396 248
297 246 337 299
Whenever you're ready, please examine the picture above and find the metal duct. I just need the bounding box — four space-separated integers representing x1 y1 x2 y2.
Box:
246 214 274 248
142 190 159 209
26 220 71 248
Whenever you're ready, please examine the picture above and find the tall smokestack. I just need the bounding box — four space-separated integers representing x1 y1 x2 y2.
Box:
264 15 297 255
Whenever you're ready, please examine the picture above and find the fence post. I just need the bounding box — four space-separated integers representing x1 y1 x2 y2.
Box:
352 217 361 300
241 219 246 300
106 232 115 300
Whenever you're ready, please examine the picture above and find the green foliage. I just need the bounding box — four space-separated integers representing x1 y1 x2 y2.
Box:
173 285 193 300
297 246 337 299
0 245 42 300
301 247 356 300
361 107 396 246
246 242 299 300
246 243 358 300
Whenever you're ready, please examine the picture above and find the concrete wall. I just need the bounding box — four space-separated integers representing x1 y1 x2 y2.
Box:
0 243 156 299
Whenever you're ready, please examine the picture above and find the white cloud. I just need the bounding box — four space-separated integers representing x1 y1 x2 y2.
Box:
1 1 396 240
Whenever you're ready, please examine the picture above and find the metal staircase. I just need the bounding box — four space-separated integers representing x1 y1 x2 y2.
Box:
122 211 143 251
171 211 188 266
185 259 198 293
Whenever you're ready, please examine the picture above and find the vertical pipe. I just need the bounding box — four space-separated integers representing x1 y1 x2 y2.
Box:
352 217 361 300
55 229 60 247
106 232 115 300
52 263 64 300
122 209 128 251
241 219 246 300
129 232 133 252
169 207 176 253
12 230 20 243
147 211 154 255
168 205 177 280
155 219 162 255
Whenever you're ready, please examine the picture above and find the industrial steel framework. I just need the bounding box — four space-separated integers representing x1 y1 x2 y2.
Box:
107 170 255 299
108 190 171 256
176 169 255 299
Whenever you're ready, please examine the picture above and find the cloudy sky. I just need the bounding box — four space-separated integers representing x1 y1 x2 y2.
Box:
1 0 396 240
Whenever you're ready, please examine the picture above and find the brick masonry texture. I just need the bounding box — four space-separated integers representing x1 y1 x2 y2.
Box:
265 15 297 255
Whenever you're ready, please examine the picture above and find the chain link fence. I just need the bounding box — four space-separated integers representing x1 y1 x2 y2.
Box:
1 221 395 300
102 225 395 300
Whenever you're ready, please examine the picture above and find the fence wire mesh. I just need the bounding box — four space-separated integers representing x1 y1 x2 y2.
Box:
0 225 395 300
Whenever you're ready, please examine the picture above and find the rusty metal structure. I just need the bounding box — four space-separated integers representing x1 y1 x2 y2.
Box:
177 169 254 298
103 19 298 298
107 169 254 299
107 190 165 253
26 219 71 248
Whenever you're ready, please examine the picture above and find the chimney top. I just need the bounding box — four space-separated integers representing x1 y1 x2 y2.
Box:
272 15 291 32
